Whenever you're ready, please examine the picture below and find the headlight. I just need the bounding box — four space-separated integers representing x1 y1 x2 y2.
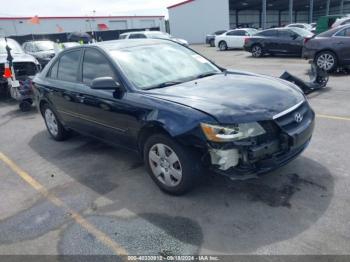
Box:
200 122 266 142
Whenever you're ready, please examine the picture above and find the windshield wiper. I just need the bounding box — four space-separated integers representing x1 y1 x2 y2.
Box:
193 71 221 80
144 81 183 90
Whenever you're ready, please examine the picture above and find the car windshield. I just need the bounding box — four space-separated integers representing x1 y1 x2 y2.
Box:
0 39 24 54
289 27 313 37
110 43 221 90
35 41 55 51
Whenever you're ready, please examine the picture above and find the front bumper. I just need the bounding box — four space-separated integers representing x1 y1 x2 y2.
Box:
209 102 315 180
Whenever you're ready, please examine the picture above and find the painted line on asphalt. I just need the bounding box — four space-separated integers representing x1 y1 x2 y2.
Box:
0 152 128 257
317 114 350 122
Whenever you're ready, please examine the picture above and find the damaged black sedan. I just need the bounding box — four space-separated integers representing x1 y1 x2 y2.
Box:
33 39 315 195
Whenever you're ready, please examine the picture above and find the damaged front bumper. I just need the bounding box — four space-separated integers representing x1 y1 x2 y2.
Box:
208 102 315 180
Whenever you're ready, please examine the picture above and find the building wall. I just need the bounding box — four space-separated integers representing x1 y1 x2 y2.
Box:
168 0 230 44
0 16 166 36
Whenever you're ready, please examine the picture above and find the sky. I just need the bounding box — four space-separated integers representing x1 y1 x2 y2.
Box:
0 0 182 17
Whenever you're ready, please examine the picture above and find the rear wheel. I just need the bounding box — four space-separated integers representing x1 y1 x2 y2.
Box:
219 41 228 51
144 134 200 195
42 104 70 141
251 44 263 57
315 51 337 72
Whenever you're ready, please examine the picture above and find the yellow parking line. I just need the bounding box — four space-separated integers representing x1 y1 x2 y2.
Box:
317 114 350 122
0 152 128 257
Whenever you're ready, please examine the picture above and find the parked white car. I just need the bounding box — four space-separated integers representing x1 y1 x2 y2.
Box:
286 23 313 31
215 28 258 51
331 15 350 28
119 31 189 46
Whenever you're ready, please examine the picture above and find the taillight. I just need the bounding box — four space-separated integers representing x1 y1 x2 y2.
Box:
304 37 311 44
244 37 250 45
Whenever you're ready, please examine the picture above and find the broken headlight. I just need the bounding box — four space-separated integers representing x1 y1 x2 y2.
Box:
200 122 265 142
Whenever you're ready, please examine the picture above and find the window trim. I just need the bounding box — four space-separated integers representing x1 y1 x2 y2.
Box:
54 49 82 83
81 47 119 86
47 59 59 79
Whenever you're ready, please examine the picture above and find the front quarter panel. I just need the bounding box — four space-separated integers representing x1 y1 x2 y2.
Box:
126 92 216 146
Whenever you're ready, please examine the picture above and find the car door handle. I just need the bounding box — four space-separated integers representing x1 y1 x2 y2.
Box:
336 41 344 45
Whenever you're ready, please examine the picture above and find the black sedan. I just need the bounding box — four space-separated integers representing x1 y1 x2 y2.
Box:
206 30 227 47
244 27 314 57
33 39 315 195
303 25 350 72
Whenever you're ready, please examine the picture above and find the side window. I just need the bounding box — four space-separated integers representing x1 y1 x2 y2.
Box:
57 50 81 82
129 33 147 39
119 34 127 39
336 28 350 37
227 31 238 36
82 49 117 86
258 30 277 37
48 60 59 79
279 30 294 38
25 43 33 52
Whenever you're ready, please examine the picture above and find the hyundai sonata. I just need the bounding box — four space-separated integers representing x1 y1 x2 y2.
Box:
33 39 315 195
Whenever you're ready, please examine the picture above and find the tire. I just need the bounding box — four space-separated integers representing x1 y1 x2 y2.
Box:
219 41 228 51
42 104 70 141
143 134 201 195
315 51 338 72
209 39 215 47
251 44 263 57
19 100 32 112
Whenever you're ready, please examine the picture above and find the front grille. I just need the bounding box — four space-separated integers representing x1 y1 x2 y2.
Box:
0 62 38 79
273 101 313 135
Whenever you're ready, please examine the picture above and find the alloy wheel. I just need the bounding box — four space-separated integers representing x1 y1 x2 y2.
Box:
45 108 59 137
252 45 262 57
219 42 227 51
148 143 183 187
317 53 335 71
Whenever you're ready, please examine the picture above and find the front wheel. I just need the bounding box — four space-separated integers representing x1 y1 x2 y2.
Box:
315 51 337 72
251 44 263 57
42 104 70 141
144 134 200 195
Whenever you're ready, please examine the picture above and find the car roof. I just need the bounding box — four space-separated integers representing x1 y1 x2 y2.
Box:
120 31 164 35
91 39 176 51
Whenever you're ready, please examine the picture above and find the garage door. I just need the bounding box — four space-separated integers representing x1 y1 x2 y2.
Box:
109 20 127 30
140 20 156 28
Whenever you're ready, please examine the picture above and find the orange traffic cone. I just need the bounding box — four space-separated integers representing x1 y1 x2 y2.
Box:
3 63 12 79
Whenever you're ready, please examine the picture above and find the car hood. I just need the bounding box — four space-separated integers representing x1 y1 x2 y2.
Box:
0 53 39 64
146 73 305 123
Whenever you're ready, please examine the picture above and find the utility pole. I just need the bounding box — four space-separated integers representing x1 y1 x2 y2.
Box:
340 0 344 15
326 0 331 15
289 0 294 24
262 0 267 29
309 0 314 23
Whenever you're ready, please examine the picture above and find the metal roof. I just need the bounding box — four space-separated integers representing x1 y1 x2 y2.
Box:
230 0 341 11
168 0 344 11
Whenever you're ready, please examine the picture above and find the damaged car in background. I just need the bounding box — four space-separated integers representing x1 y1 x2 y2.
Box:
0 38 40 97
33 39 315 195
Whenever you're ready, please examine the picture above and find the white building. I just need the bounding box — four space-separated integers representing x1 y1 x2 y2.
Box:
0 16 166 36
168 0 350 44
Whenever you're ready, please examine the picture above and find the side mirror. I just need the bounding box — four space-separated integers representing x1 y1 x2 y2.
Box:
91 77 121 90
